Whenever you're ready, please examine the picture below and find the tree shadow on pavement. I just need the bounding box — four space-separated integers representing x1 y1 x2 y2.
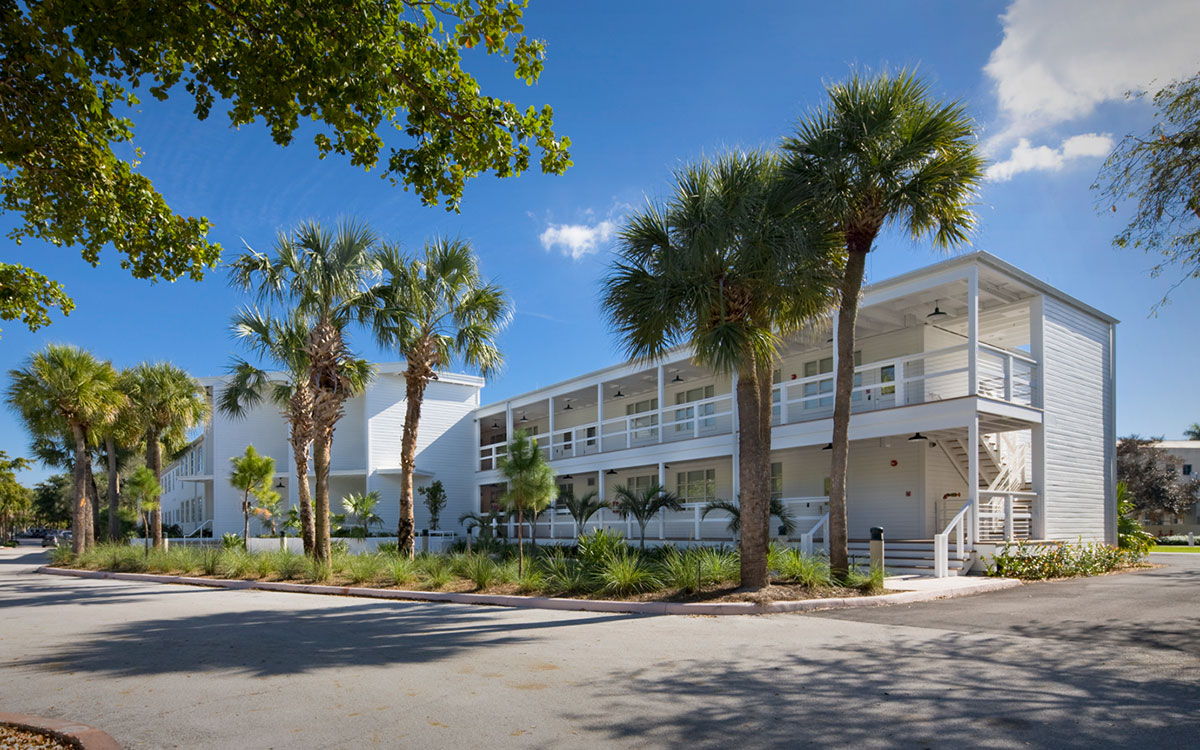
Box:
565 630 1200 750
10 599 636 678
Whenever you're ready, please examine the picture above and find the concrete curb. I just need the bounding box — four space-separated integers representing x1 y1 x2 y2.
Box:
0 712 121 750
36 566 1022 616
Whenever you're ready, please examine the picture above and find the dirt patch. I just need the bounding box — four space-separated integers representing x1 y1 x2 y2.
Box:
0 724 77 750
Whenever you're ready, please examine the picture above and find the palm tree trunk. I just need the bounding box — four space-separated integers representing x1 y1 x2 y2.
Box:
147 434 164 549
736 361 769 589
70 424 88 555
398 369 429 557
291 431 315 556
106 436 120 541
85 461 99 549
757 365 775 540
243 490 251 550
313 433 332 562
516 507 525 575
829 246 869 580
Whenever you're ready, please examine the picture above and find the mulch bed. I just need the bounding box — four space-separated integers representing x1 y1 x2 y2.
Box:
0 724 78 750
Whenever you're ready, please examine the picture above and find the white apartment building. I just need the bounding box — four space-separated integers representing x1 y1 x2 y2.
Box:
160 251 1118 576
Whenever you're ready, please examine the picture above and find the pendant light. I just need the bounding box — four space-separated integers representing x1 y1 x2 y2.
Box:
926 299 948 322
907 432 928 442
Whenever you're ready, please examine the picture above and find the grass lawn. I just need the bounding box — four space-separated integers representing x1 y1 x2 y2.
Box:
1151 545 1200 553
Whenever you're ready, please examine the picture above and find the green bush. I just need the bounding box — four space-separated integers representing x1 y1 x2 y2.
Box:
986 540 1136 580
1152 534 1197 546
345 554 384 585
305 555 333 583
768 544 830 587
375 541 400 556
539 547 592 595
841 565 885 594
49 545 74 566
221 533 242 551
386 556 419 587
218 549 255 579
577 528 628 568
461 554 498 590
272 550 306 580
596 550 661 596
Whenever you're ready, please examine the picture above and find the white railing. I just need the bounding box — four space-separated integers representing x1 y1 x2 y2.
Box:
978 344 1038 407
977 490 1036 542
185 519 213 539
800 511 830 556
479 340 1041 470
933 500 973 578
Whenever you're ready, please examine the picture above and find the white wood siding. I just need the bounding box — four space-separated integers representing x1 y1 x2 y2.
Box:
1041 295 1113 541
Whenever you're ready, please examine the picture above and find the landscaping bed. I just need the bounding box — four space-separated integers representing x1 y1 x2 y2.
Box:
49 531 885 604
0 723 76 750
984 540 1150 580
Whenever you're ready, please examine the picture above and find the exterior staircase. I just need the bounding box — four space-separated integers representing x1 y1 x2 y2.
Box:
847 539 975 577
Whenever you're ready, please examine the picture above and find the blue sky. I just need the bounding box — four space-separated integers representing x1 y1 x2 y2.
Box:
4 0 1200 484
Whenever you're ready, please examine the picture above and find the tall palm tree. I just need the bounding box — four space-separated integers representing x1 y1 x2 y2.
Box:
229 219 379 562
613 483 683 549
365 238 510 556
497 429 556 575
6 344 125 553
221 309 321 555
122 363 207 549
601 151 839 589
1185 423 1200 441
781 70 984 579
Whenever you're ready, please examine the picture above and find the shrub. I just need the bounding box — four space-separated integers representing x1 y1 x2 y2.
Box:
200 548 221 576
539 548 592 595
48 545 74 566
375 541 400 556
1153 534 1197 546
768 544 830 587
415 554 452 589
656 547 700 593
495 558 520 585
516 564 545 594
577 528 628 569
345 554 384 585
596 550 661 596
986 540 1136 580
221 533 243 551
698 546 740 586
386 556 419 587
841 565 885 594
330 540 350 555
252 551 277 579
273 550 306 580
218 549 256 579
462 554 498 590
306 556 333 583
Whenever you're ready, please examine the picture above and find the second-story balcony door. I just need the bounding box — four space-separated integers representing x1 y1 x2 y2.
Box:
674 385 715 438
626 397 659 446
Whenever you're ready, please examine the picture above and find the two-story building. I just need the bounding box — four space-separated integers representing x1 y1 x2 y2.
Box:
159 251 1117 576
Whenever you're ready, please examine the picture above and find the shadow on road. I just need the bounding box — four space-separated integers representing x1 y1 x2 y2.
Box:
10 598 636 678
568 632 1200 749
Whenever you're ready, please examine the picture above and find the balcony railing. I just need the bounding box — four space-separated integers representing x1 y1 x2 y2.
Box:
479 343 1040 470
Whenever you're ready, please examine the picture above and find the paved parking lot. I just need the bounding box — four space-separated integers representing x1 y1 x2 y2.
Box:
1 545 1197 749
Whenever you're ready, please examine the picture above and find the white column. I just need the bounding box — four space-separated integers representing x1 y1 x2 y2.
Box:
730 452 740 502
967 265 979 396
474 416 482 471
1031 423 1046 539
1029 295 1045 408
505 401 513 439
596 382 604 454
657 365 665 443
548 396 556 459
968 414 979 545
658 461 667 540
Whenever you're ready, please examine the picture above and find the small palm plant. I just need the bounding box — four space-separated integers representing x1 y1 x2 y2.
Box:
418 480 447 531
342 491 384 539
613 483 683 549
497 429 557 574
702 497 797 538
230 445 276 550
125 466 163 555
560 489 606 537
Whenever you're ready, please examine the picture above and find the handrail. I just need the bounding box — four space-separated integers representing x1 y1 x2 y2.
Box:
800 511 830 556
933 500 972 577
185 519 213 539
978 342 1038 365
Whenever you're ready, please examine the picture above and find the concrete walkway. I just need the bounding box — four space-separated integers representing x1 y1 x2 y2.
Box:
1 544 1197 749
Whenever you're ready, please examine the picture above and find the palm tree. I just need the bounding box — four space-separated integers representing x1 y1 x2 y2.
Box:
122 363 207 549
125 466 162 554
601 151 839 588
365 238 510 556
1185 423 1200 441
220 309 372 556
780 70 984 579
701 497 797 538
497 429 556 574
230 219 379 562
252 487 284 549
230 445 276 550
7 345 125 554
342 490 383 539
613 483 683 549
560 489 606 537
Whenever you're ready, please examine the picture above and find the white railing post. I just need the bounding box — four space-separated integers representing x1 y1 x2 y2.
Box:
781 382 789 425
1004 493 1014 541
968 266 979 395
659 507 666 540
657 365 665 444
1003 354 1013 402
800 533 813 556
934 533 948 578
508 516 515 539
895 360 905 406
693 504 702 541
550 507 556 538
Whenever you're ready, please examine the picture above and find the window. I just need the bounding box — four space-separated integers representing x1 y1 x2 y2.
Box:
803 357 833 410
1184 464 1193 476
674 385 715 434
676 469 716 503
627 474 657 496
772 369 782 422
626 398 658 443
771 462 783 501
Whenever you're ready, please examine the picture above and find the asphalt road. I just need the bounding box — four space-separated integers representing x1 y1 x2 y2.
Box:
1 544 1197 749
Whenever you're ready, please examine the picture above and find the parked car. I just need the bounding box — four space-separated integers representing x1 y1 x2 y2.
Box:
41 531 70 548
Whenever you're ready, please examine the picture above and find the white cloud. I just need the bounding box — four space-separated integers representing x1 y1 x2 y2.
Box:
539 220 617 260
987 132 1114 181
984 0 1200 147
